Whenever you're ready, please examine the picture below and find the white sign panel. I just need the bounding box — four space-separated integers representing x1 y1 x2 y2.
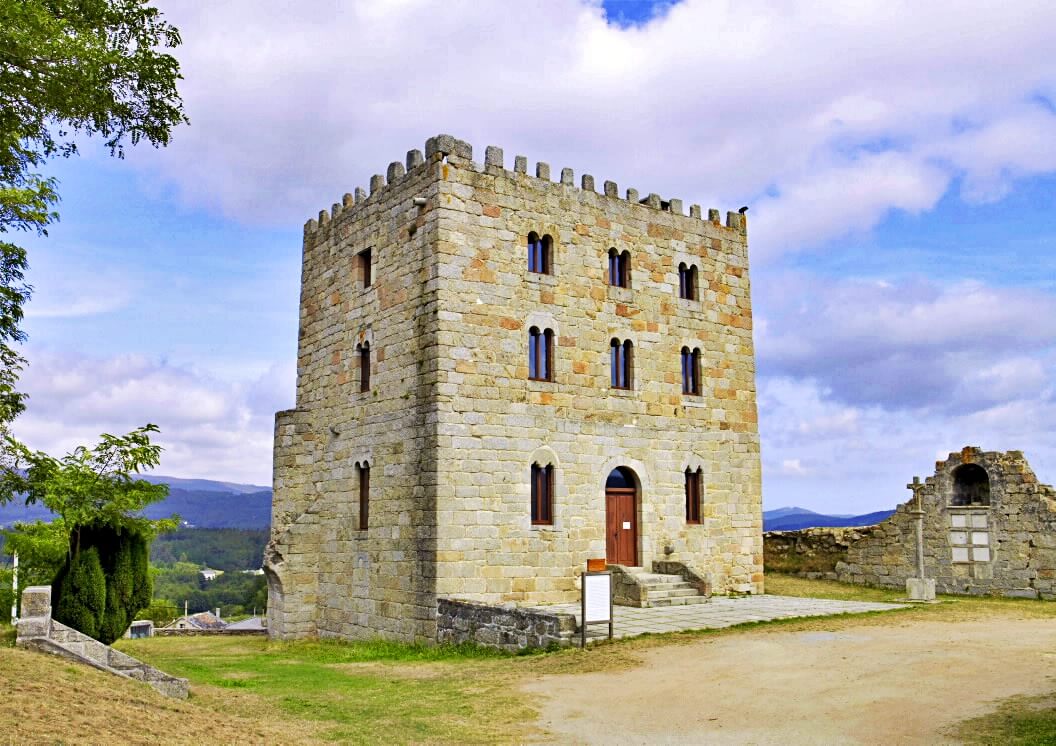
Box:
583 573 611 623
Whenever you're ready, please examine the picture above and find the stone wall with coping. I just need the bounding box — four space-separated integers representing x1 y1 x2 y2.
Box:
15 586 189 698
436 598 576 650
267 133 763 643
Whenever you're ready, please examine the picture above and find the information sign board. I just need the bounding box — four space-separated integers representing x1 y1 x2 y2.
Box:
580 569 614 647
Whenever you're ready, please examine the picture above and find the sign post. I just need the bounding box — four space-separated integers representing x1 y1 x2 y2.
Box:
580 568 613 647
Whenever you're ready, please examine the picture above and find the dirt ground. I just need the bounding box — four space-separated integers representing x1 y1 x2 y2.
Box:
524 616 1056 744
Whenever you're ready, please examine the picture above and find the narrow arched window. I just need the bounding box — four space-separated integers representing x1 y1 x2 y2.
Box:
528 327 553 381
611 338 633 389
685 467 702 524
608 248 630 288
678 262 697 300
531 462 554 524
358 248 372 288
681 346 701 395
358 462 370 530
357 342 371 392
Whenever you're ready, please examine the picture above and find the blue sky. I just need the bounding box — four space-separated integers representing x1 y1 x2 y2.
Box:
13 0 1056 513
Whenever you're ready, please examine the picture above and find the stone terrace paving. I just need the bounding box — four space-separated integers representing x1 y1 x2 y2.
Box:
532 595 906 641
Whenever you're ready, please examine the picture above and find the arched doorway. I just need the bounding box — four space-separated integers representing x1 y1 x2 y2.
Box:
605 466 639 566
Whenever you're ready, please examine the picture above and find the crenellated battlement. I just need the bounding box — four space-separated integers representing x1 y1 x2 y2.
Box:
302 134 747 241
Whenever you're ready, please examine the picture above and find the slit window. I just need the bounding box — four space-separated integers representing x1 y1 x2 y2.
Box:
531 462 554 525
678 262 697 300
358 462 370 530
528 327 554 381
681 346 701 395
528 232 551 274
610 338 633 389
685 467 702 524
608 248 630 288
358 248 372 288
357 342 370 392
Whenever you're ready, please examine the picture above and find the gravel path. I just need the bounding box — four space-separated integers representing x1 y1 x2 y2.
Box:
524 617 1056 744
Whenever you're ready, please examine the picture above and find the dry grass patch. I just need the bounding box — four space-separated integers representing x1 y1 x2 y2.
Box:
0 643 322 744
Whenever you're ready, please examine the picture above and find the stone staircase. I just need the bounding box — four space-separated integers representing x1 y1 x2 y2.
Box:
611 564 711 607
16 586 188 698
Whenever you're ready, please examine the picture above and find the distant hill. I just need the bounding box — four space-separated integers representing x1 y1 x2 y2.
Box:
141 475 270 494
0 475 272 530
764 506 894 531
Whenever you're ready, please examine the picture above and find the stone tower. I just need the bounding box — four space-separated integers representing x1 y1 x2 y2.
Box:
265 134 763 642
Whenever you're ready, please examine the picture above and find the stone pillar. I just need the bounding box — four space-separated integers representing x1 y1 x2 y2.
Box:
905 478 936 601
16 585 52 639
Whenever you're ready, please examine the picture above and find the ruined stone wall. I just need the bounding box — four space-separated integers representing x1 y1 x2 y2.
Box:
430 139 762 603
835 448 1056 599
266 150 444 642
764 526 881 578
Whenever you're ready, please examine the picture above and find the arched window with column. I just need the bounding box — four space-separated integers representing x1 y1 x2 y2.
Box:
608 248 631 288
610 338 633 389
678 262 698 300
681 346 701 395
528 326 554 381
528 232 552 274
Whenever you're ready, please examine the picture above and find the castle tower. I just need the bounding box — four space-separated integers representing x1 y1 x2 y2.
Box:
265 135 762 642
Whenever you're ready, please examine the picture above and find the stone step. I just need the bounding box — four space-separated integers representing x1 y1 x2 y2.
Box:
648 595 711 607
645 586 700 599
627 572 685 584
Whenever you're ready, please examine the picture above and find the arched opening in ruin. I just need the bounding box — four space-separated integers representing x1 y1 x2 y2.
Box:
952 464 991 506
605 467 639 566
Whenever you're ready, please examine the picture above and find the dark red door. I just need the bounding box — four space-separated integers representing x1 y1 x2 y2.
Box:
605 487 638 566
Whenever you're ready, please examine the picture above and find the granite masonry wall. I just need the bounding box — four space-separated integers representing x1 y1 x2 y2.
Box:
764 527 881 578
436 598 576 650
267 134 763 643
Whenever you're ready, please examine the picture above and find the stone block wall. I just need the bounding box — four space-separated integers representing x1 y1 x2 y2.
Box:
266 147 444 642
436 598 576 650
431 140 762 604
764 527 881 578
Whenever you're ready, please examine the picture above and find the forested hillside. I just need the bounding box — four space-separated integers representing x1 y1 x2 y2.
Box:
150 528 267 570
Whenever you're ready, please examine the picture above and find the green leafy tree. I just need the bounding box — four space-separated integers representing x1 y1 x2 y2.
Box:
1 519 67 588
0 425 176 642
0 0 187 419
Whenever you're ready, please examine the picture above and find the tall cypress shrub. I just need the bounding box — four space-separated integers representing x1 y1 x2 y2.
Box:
53 547 106 639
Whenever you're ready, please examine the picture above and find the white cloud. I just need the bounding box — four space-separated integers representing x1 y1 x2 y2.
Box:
133 0 1056 262
758 375 1056 514
755 274 1056 411
12 349 294 486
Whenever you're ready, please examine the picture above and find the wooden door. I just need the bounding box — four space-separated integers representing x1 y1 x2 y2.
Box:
605 487 638 566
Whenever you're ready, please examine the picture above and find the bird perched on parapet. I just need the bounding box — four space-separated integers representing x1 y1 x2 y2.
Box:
739 206 749 214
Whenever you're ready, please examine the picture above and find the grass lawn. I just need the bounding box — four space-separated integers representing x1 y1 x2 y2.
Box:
116 636 537 744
